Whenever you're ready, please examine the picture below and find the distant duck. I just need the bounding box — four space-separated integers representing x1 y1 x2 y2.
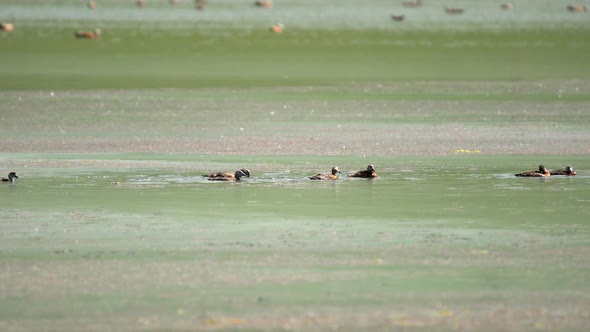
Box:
0 23 14 32
391 14 406 21
349 165 377 178
74 29 101 39
515 165 550 177
195 0 206 10
444 6 464 14
206 169 250 182
550 165 576 176
170 0 179 4
501 2 513 10
403 0 422 8
1 172 19 182
88 1 97 9
567 5 588 12
310 167 341 180
270 23 284 33
255 0 272 8
136 0 146 7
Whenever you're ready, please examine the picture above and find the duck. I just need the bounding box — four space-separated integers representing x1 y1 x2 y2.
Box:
0 23 14 32
74 29 101 39
403 0 422 8
550 165 576 176
204 168 250 179
515 165 550 177
270 23 284 33
195 0 206 10
349 165 377 178
88 1 97 9
567 5 587 12
255 0 272 8
444 6 464 14
501 2 513 10
391 14 406 21
1 172 19 182
310 167 341 180
206 169 249 182
136 0 146 7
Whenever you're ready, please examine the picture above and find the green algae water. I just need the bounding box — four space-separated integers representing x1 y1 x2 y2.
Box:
2 155 590 330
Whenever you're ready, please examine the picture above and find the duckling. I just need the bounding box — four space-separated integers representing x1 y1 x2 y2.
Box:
310 167 341 180
74 29 101 39
0 23 14 32
349 165 377 178
255 0 272 7
550 165 576 176
567 5 587 12
515 165 550 177
1 172 19 182
207 170 249 182
444 6 464 14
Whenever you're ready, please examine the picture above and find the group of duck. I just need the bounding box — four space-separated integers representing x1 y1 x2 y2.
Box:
203 165 378 182
0 164 577 184
515 165 576 177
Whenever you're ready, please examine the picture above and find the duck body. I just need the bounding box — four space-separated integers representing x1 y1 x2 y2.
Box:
444 6 464 14
0 23 14 32
1 172 19 182
403 0 422 8
349 165 377 178
270 23 284 33
515 165 550 177
567 5 587 12
75 29 101 39
255 0 272 7
310 167 341 180
550 166 576 176
204 169 250 181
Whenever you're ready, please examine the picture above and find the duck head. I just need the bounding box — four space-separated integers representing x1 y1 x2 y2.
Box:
6 172 18 181
240 169 251 178
367 164 376 173
566 165 575 175
538 165 547 173
234 170 248 180
331 167 341 175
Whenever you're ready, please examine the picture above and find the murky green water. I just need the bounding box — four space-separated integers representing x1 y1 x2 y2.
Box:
4 155 589 226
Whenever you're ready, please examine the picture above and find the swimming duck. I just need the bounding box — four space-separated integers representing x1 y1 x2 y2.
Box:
403 0 422 8
270 23 284 33
550 165 576 176
310 167 341 180
501 2 513 10
444 6 464 14
255 0 272 7
567 5 587 12
88 1 97 9
391 14 405 21
75 29 101 39
204 169 250 180
136 0 146 7
195 0 206 10
1 172 19 182
206 169 249 182
349 165 377 178
0 23 14 32
515 165 550 177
